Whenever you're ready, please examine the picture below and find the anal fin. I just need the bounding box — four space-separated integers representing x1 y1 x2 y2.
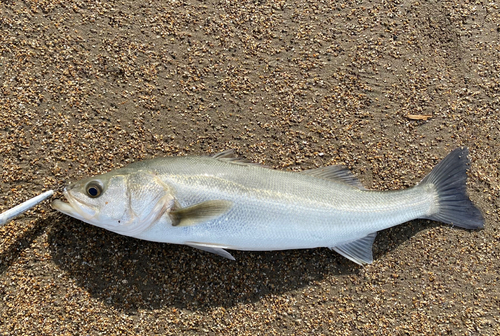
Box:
331 232 377 265
186 241 235 260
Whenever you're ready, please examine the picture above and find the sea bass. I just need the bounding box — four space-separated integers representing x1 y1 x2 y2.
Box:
52 148 483 265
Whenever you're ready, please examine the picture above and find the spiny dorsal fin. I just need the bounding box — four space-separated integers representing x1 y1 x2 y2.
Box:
211 149 236 159
331 232 377 265
302 166 367 190
169 200 232 227
212 149 263 167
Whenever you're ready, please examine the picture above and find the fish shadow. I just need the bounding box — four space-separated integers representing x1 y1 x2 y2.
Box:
46 215 437 313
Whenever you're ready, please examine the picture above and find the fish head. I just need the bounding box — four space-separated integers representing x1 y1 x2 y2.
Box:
52 170 174 236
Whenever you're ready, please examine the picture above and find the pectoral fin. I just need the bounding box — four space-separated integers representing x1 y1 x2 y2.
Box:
169 200 232 227
331 232 377 265
186 241 235 260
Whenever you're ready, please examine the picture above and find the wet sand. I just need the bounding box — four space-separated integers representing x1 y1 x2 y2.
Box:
1 0 499 334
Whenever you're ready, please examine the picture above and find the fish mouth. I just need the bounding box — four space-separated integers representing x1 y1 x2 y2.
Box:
51 189 97 222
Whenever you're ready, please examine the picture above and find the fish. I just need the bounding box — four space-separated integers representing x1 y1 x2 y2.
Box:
1 190 54 226
51 148 484 265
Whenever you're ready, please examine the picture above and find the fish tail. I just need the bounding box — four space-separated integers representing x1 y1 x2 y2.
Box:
420 147 484 229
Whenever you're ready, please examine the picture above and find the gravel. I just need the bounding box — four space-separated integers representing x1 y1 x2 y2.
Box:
1 0 499 335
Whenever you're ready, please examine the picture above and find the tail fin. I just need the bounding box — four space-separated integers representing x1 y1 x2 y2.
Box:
420 147 484 229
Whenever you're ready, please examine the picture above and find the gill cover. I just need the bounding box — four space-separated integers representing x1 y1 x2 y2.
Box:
122 171 176 236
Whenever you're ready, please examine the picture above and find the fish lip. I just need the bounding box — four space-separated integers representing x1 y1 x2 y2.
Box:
52 199 79 217
51 188 97 221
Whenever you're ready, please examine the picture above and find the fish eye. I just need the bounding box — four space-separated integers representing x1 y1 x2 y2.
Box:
86 182 103 198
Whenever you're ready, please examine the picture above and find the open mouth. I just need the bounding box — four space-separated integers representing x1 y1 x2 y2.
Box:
51 189 97 222
51 198 76 215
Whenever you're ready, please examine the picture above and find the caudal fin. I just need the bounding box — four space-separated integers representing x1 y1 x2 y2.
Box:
420 147 484 229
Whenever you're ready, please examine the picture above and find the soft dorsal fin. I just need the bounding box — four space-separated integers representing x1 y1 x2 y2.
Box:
331 232 377 265
186 241 235 260
169 200 232 227
212 149 263 167
302 166 366 190
214 150 366 188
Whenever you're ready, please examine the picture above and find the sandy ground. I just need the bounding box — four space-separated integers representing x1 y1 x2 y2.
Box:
1 0 499 334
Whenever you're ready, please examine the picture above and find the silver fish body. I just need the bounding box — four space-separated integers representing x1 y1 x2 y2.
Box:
52 148 483 264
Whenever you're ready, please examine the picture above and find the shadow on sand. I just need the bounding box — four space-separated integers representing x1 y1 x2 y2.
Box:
0 216 47 275
41 214 440 313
